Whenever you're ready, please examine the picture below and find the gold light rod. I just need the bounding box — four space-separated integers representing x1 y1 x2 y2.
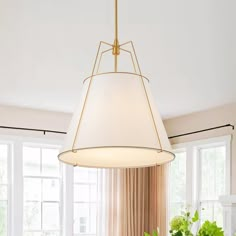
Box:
112 0 120 72
115 0 118 41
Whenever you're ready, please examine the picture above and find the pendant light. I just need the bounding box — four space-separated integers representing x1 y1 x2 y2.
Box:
58 0 175 168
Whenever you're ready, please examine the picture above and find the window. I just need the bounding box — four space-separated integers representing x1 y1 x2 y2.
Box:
23 144 61 236
0 144 9 236
73 167 98 236
169 150 186 219
199 145 226 226
0 136 105 236
168 136 230 229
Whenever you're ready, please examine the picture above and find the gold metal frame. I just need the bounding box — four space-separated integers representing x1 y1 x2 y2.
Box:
71 40 163 152
59 146 175 168
70 0 164 154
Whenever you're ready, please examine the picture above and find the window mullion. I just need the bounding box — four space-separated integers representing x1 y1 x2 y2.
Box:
225 136 231 194
11 140 23 236
40 148 43 232
186 144 193 207
7 143 12 236
195 148 201 212
63 164 74 236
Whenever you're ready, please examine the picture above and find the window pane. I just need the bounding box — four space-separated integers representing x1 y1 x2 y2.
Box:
42 203 60 230
90 203 97 234
199 145 226 227
0 201 7 236
24 202 41 230
74 184 89 202
200 146 226 200
200 201 223 227
0 145 7 184
42 149 59 177
0 185 7 200
169 151 186 219
42 179 60 202
169 202 185 220
74 167 89 183
24 178 41 201
89 169 97 183
73 167 98 236
23 146 41 176
91 185 97 202
74 203 89 234
23 145 61 235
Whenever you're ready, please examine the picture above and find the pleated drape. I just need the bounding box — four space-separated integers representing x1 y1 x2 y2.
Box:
105 165 167 236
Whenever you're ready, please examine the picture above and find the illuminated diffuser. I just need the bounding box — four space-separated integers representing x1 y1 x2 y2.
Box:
58 0 175 168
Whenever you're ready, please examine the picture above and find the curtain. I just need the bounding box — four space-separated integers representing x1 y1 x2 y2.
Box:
101 165 167 236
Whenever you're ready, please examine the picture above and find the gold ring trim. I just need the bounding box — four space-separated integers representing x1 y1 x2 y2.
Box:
83 72 150 84
58 146 175 168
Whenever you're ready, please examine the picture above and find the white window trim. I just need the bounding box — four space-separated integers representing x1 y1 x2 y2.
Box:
0 140 13 236
172 135 231 196
167 146 188 234
23 142 63 235
63 164 74 236
0 134 65 236
73 168 98 236
0 134 98 236
168 135 231 230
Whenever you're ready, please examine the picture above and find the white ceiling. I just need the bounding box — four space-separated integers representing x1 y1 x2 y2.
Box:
0 0 236 119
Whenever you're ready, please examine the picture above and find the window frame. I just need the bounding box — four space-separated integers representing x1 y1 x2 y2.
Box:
0 134 103 236
0 141 12 236
167 147 187 221
168 135 231 229
0 134 64 236
22 142 62 235
73 167 98 236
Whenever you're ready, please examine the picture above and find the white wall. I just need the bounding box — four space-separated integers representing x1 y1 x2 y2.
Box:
0 105 71 139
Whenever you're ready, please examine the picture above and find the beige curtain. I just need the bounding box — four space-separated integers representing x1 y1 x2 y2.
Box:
105 165 167 236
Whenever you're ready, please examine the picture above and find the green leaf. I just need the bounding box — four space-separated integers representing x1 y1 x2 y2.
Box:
198 220 224 236
174 231 183 236
192 210 199 222
153 230 158 236
144 232 150 236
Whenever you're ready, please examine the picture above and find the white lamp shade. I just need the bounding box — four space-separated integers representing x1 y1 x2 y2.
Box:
59 72 174 168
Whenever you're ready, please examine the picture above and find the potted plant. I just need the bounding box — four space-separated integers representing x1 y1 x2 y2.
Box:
168 209 224 236
198 221 224 236
144 209 224 236
169 210 199 236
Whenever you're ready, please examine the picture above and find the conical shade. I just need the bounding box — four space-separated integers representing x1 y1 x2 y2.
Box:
58 72 174 168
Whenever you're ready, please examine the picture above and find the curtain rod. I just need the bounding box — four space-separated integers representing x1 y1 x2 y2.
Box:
168 124 234 139
0 126 67 135
0 124 234 139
